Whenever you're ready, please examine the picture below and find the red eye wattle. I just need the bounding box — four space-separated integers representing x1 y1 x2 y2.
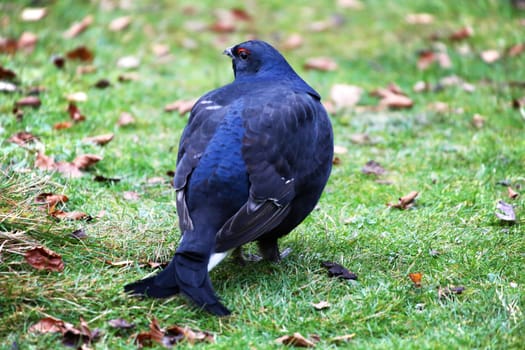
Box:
237 47 250 59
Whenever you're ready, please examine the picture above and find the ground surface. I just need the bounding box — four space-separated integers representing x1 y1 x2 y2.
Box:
1 1 524 349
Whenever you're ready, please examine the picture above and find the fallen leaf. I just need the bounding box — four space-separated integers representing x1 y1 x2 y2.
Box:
508 187 519 199
123 191 140 201
21 7 47 22
117 112 135 126
67 92 88 102
109 16 132 31
135 318 214 348
63 15 93 39
413 81 430 93
361 160 385 176
56 162 83 178
333 145 347 155
93 175 121 183
480 50 501 63
62 317 101 348
76 65 96 75
405 13 434 24
311 301 331 310
53 121 74 130
304 57 338 71
18 32 38 51
350 133 370 145
108 318 135 329
472 114 485 128
337 0 363 9
71 229 88 239
330 84 362 109
94 79 111 89
0 81 17 93
68 102 86 122
408 272 422 287
35 152 55 170
16 96 41 108
439 75 475 92
0 37 18 54
321 261 358 280
83 133 114 146
25 246 64 272
508 43 525 57
147 176 167 184
35 193 68 207
0 66 17 80
417 50 436 70
387 191 419 209
495 200 516 222
164 99 196 115
29 317 73 334
51 210 90 221
117 56 140 69
72 154 102 169
371 85 413 109
449 26 473 41
330 334 356 344
52 55 66 69
438 286 465 299
151 43 170 57
66 46 94 62
282 33 304 50
275 333 317 348
230 8 252 21
8 131 39 146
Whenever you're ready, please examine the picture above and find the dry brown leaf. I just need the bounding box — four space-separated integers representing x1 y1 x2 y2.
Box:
35 152 55 170
388 191 419 209
0 66 17 81
16 96 41 108
83 133 114 146
332 156 341 165
51 210 90 221
76 65 96 75
409 272 422 287
0 37 18 54
350 133 370 145
361 160 385 176
276 333 317 348
66 46 94 62
472 114 485 128
311 301 331 310
68 102 86 122
135 318 214 348
94 79 111 89
495 200 516 222
25 246 64 272
417 50 435 70
123 191 140 201
117 112 135 126
405 13 434 24
449 26 473 41
152 43 170 57
53 121 74 130
108 318 135 329
282 33 304 50
18 32 38 51
230 8 253 21
109 16 132 31
438 286 465 299
21 7 47 21
56 162 83 178
164 99 196 115
72 154 102 169
29 316 73 334
8 131 39 146
67 91 88 102
330 334 356 344
63 15 93 39
304 57 338 71
35 193 69 207
330 84 362 109
480 50 501 63
508 186 519 199
508 43 525 57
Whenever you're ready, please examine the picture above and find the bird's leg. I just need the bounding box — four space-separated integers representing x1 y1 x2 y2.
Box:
232 247 262 265
257 238 292 262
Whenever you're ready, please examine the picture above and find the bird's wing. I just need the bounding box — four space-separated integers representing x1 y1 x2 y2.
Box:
215 90 323 251
174 92 229 231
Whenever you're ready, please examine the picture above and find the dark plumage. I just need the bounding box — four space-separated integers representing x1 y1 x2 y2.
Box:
124 40 333 316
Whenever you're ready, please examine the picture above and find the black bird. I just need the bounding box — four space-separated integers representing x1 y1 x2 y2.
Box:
124 40 333 316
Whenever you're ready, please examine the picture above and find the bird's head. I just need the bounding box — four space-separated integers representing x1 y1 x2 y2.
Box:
223 40 292 79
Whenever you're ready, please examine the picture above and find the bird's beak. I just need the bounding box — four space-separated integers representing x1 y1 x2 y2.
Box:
223 46 234 58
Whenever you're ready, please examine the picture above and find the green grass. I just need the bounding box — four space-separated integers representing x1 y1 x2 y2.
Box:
1 0 524 349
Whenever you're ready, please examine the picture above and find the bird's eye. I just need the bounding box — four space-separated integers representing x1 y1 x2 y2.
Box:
237 48 250 60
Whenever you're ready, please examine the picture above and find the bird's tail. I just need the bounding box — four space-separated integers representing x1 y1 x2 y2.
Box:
124 250 230 316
